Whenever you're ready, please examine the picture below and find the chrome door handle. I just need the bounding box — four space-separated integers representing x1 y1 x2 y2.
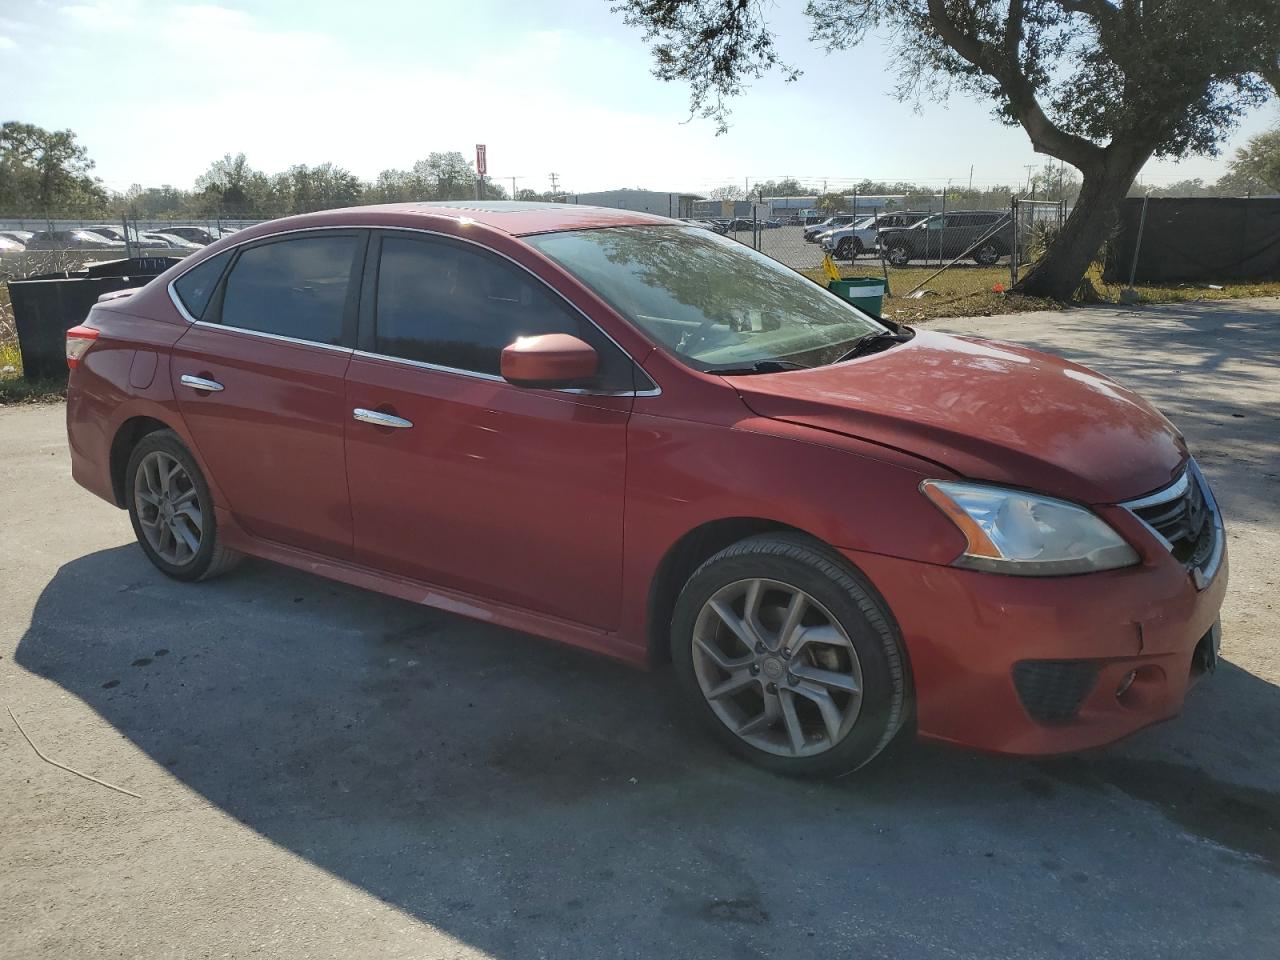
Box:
353 408 413 429
180 374 224 392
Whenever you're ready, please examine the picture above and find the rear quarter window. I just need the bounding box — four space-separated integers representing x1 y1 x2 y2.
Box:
171 250 232 320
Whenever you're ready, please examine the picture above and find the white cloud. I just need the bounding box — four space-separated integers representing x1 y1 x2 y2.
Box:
0 35 16 49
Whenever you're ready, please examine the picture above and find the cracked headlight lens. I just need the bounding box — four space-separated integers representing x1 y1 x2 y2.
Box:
921 480 1139 576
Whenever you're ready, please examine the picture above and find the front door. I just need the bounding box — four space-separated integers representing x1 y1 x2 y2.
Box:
343 232 637 630
171 231 364 558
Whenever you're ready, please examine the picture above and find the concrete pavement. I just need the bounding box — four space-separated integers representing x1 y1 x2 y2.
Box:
2 297 1278 959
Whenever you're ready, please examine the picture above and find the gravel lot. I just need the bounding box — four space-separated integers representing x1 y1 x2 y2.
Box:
2 297 1277 959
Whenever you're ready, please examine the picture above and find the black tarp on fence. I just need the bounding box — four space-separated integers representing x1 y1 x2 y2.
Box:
8 257 179 379
1104 197 1280 284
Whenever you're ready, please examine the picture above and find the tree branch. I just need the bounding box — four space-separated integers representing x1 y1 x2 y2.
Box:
926 0 1104 170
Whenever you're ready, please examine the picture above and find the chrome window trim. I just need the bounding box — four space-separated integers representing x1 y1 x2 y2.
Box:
350 349 660 397
165 221 662 396
192 319 353 354
352 349 505 383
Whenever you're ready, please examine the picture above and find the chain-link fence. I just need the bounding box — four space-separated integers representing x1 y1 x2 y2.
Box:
0 216 262 280
690 195 1066 307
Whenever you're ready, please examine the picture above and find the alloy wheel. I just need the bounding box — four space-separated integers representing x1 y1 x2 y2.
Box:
134 450 203 566
691 578 864 758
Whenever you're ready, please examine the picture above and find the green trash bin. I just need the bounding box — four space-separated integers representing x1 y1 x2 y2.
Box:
827 276 885 317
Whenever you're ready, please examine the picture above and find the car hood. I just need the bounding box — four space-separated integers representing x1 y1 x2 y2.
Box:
730 330 1186 504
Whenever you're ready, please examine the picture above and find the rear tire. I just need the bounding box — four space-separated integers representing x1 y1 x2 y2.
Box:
671 534 909 777
836 238 863 262
974 242 1003 266
886 245 910 267
126 429 241 582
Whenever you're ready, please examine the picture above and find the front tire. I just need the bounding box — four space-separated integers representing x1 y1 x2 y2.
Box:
126 429 241 582
885 245 910 267
671 534 909 777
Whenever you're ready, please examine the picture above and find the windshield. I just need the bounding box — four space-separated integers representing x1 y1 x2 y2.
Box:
526 225 887 370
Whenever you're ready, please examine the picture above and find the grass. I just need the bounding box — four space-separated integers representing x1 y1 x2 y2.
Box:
800 262 1280 324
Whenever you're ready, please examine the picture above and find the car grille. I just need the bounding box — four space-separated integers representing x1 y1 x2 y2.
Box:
1012 660 1099 724
1121 461 1222 588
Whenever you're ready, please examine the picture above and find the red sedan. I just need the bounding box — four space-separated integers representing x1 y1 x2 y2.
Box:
64 202 1226 776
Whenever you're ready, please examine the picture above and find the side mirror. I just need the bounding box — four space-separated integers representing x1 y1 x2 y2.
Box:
500 333 598 388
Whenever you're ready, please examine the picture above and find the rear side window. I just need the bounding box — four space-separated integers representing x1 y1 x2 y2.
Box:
172 250 231 320
218 235 358 345
373 235 635 390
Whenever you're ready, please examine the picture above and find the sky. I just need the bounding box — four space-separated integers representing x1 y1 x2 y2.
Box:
4 0 1277 198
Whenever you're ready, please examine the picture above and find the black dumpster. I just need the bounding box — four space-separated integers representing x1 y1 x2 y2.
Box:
7 257 182 379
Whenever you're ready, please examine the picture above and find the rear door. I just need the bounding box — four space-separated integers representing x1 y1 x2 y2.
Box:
343 231 639 629
170 230 365 558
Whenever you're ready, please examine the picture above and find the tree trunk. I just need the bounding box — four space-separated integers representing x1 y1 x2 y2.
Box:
1015 150 1150 301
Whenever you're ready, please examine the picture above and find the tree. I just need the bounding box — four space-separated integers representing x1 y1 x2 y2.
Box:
194 153 273 215
816 191 846 213
272 163 363 214
752 177 807 197
1029 159 1081 204
422 151 477 199
1219 127 1280 194
707 184 747 200
615 1 1280 299
0 122 107 213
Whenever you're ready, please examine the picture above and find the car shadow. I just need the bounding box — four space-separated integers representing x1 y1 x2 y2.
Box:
13 544 1280 956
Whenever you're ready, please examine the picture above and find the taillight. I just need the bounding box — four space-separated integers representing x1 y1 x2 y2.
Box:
66 325 99 370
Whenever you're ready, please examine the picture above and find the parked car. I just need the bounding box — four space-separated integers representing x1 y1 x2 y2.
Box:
24 229 126 251
819 217 879 260
682 219 728 236
0 235 24 254
65 202 1226 777
822 212 933 261
89 226 172 250
0 229 34 245
142 231 204 251
879 211 1013 266
161 225 219 245
804 215 859 242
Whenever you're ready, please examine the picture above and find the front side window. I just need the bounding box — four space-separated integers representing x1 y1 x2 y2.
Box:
218 235 358 345
373 235 635 390
525 226 885 370
172 250 231 320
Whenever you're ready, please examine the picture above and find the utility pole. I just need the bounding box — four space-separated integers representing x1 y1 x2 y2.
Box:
510 176 518 200
549 172 560 199
968 165 973 191
1023 163 1035 197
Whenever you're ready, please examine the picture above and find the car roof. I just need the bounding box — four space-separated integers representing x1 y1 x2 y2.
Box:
223 201 678 243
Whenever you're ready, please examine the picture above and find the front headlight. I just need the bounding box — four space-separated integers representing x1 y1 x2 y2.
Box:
921 480 1139 576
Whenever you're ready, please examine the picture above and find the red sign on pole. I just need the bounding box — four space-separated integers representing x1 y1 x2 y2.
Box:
475 144 487 176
